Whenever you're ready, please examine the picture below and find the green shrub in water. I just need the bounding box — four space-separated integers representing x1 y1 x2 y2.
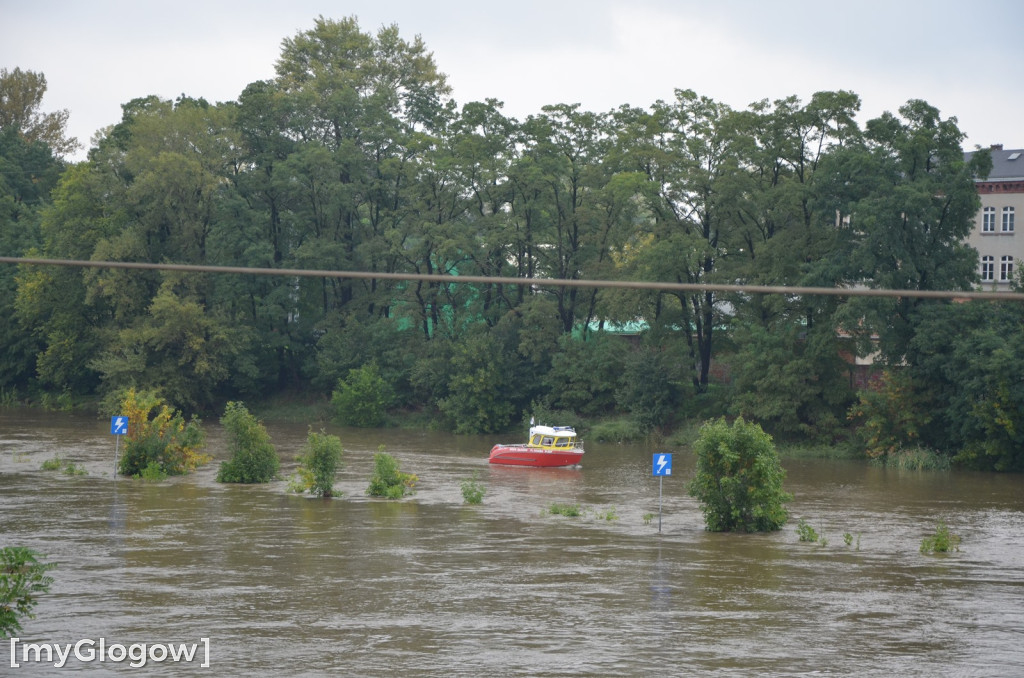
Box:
288 430 344 498
41 456 87 475
796 519 820 543
216 402 280 484
40 457 63 471
460 473 485 504
116 388 208 477
548 502 582 517
139 461 167 482
920 521 961 554
367 450 417 499
689 417 791 532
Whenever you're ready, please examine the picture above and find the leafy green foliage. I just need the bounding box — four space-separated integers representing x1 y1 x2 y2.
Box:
216 401 280 483
730 320 850 441
460 473 485 504
1 547 55 638
39 456 62 471
139 461 167 482
544 334 627 416
871 446 951 471
616 344 684 433
920 522 961 554
436 331 519 434
547 502 582 517
116 388 209 477
288 430 344 498
796 519 820 543
91 286 251 414
689 417 792 532
40 456 86 475
819 101 985 368
0 127 57 396
848 371 930 459
0 67 79 156
331 362 391 428
366 451 417 499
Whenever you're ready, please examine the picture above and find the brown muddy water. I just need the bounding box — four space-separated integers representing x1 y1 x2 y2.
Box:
1 408 1022 677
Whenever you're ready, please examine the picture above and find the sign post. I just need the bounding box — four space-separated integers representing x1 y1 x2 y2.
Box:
110 416 128 475
652 453 673 533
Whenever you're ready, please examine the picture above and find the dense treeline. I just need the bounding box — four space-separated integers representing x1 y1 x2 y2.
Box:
2 17 1021 471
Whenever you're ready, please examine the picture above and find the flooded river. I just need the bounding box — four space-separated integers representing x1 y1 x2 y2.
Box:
1 408 1023 676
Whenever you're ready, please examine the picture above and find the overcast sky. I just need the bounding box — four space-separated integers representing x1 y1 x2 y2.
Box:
3 0 1021 161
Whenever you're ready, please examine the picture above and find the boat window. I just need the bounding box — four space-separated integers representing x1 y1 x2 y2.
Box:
531 435 542 445
542 437 553 446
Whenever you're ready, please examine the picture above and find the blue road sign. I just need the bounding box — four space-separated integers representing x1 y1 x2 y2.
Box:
653 453 672 476
110 416 128 436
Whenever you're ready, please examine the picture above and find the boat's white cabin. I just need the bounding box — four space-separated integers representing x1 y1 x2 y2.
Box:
528 425 578 449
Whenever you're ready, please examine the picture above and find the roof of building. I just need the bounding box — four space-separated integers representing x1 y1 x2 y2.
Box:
966 145 1024 181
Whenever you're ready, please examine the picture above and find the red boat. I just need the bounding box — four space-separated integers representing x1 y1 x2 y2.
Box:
488 425 584 467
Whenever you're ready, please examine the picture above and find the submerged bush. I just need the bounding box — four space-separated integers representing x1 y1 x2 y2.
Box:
366 450 417 499
920 521 961 554
216 401 280 483
689 417 792 532
548 502 582 517
117 388 208 478
288 430 344 498
796 519 820 543
460 473 485 504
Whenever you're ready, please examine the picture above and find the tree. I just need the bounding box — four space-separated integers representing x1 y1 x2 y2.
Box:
729 318 851 441
947 303 1024 471
847 369 931 458
818 100 988 365
216 401 280 483
13 163 116 397
517 104 613 333
722 93 862 439
270 15 452 320
544 332 628 416
616 342 685 432
0 67 78 157
0 127 63 394
331 361 391 427
614 91 742 392
90 283 253 413
0 547 55 638
436 329 519 434
689 417 791 532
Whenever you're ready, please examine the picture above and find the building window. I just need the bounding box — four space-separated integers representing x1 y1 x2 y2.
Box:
1001 255 1014 281
982 255 994 281
983 206 996 232
1003 206 1015 233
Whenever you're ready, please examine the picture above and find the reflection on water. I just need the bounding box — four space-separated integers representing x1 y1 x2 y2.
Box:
1 408 1023 676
